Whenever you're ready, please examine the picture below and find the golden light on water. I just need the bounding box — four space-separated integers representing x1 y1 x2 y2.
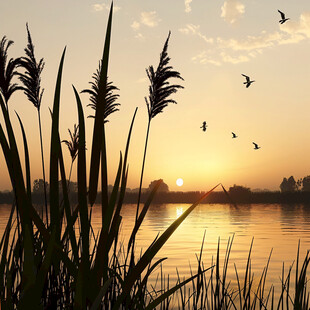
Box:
176 207 184 218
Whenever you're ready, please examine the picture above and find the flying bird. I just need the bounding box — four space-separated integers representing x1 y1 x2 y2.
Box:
278 10 290 24
200 121 207 132
242 74 255 88
253 142 261 150
232 132 238 138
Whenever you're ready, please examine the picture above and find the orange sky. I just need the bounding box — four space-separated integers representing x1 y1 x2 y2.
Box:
1 0 310 191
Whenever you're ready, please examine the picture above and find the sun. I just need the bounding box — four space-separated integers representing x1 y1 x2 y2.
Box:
176 178 183 187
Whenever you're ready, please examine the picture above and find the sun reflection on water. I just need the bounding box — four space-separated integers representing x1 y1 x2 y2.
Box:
176 207 184 218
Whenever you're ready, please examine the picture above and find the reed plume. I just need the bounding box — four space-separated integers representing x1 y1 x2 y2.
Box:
62 124 79 183
17 23 48 223
82 61 120 121
82 59 119 217
136 31 184 223
0 36 22 106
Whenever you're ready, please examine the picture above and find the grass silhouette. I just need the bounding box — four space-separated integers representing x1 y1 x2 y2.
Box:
17 23 48 222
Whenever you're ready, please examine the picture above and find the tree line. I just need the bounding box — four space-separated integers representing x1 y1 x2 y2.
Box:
280 176 310 192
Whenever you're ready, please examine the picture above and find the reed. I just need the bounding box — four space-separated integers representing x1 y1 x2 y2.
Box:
62 124 79 185
0 36 22 107
17 23 48 223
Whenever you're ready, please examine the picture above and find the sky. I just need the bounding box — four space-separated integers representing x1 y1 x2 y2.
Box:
1 0 310 192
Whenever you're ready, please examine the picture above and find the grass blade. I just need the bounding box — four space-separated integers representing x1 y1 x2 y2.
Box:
15 112 32 203
113 183 221 309
128 179 163 252
49 47 66 241
145 266 213 310
88 2 113 205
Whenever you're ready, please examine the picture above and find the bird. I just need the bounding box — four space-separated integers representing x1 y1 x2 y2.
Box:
200 121 207 132
253 142 261 150
232 132 238 138
278 10 290 24
242 74 255 88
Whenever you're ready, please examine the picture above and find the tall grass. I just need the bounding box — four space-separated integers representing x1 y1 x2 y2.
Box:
17 23 48 223
0 2 217 309
0 1 309 309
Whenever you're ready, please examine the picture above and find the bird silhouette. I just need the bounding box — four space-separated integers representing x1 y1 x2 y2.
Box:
232 132 238 138
200 121 207 132
278 10 290 24
242 74 255 88
253 142 261 150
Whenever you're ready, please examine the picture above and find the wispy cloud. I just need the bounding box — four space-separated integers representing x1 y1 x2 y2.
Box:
134 33 145 40
92 3 121 12
140 11 161 27
220 52 249 64
191 51 221 66
181 12 310 66
131 21 140 30
221 0 245 24
131 11 161 36
185 0 193 13
179 24 214 43
280 12 310 39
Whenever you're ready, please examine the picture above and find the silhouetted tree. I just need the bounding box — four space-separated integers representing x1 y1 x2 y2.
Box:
0 36 22 105
33 179 49 193
228 184 251 201
280 176 297 192
302 176 310 192
136 31 184 221
296 178 303 191
148 179 169 192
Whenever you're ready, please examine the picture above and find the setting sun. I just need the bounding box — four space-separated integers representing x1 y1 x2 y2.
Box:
176 178 183 186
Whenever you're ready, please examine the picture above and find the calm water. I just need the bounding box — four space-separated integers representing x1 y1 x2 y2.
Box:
108 203 310 288
1 203 310 298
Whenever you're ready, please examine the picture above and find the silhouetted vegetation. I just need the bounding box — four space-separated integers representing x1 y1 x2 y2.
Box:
0 36 22 104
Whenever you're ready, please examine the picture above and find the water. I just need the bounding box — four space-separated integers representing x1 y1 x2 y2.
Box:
1 202 310 302
110 203 310 288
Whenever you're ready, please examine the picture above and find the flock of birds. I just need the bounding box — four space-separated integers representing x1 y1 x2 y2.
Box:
200 10 290 151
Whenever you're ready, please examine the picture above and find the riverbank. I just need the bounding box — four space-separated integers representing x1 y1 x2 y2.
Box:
1 190 310 205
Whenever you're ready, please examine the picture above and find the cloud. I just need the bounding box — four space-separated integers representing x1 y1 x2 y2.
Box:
179 24 214 43
92 3 121 12
217 31 283 51
131 21 140 30
191 51 221 66
180 12 310 66
135 33 145 40
140 11 161 27
132 11 161 36
221 0 245 24
220 52 249 64
185 0 193 13
280 12 310 38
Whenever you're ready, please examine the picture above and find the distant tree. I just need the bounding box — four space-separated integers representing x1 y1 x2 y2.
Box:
148 179 169 192
296 178 303 191
228 185 251 201
280 176 297 192
33 179 49 193
302 176 310 192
